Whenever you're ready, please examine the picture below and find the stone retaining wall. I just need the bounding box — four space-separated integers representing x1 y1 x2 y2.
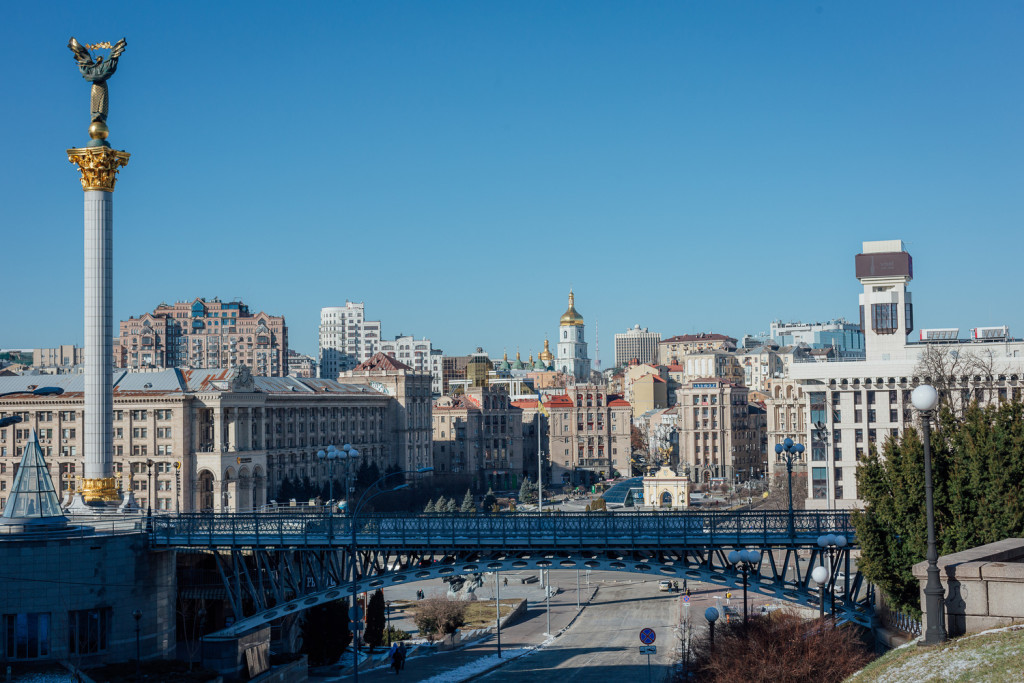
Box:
913 537 1024 636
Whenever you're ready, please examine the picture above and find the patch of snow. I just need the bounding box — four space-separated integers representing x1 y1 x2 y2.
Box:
417 648 529 683
12 675 77 683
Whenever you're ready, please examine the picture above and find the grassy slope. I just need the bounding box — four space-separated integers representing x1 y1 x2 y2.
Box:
848 626 1024 683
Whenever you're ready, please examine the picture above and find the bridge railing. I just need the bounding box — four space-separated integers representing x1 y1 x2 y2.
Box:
149 510 854 547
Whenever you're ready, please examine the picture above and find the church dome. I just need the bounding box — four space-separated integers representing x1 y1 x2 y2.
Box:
511 350 525 370
539 338 554 363
498 352 511 373
560 291 584 326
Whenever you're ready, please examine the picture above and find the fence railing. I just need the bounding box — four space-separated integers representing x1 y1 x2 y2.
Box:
149 510 855 548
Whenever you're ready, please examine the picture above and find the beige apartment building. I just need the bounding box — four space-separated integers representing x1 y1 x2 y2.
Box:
676 379 762 484
0 367 423 512
658 333 738 365
32 344 85 371
116 297 288 376
542 383 631 485
432 385 523 490
341 353 433 473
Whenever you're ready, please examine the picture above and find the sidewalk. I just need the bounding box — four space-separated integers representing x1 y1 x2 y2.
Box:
313 578 598 682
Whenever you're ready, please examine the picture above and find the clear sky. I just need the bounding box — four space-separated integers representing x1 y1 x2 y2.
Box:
3 2 1022 366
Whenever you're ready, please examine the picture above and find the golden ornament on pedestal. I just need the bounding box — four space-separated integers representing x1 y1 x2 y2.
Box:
67 145 130 192
79 476 121 502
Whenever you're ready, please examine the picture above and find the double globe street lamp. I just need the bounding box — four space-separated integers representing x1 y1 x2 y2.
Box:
317 443 359 510
774 437 804 537
816 533 847 617
728 548 761 624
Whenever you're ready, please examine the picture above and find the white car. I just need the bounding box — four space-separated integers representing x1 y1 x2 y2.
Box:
833 572 847 596
659 580 674 592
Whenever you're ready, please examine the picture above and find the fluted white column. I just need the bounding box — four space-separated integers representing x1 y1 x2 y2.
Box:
84 189 113 481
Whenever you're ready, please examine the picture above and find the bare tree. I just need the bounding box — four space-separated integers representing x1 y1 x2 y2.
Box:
914 345 1008 416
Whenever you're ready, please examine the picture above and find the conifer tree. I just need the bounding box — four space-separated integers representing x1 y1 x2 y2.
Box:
424 499 435 513
460 489 475 513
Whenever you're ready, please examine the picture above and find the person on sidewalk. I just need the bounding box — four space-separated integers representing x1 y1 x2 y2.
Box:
388 642 399 674
396 641 407 673
503 577 508 587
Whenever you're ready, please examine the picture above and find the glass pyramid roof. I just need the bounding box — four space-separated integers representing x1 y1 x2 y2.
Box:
1 430 66 524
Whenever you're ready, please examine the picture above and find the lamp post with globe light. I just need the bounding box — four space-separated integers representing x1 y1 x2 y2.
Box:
817 533 847 616
774 437 804 538
728 548 760 624
705 607 719 651
811 565 829 620
912 384 946 645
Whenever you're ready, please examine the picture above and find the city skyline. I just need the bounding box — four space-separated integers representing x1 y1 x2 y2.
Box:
4 3 1023 366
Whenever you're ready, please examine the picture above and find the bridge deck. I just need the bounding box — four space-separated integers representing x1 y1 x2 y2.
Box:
150 510 854 548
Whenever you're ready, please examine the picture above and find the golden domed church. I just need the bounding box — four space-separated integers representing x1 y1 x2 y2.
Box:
556 290 591 381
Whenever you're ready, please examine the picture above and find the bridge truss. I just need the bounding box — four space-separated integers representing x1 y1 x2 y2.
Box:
151 510 873 637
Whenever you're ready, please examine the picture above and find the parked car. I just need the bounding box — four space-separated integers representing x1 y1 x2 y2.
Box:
659 579 675 592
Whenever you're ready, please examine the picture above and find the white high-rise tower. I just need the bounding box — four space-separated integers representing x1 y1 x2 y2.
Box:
556 291 591 381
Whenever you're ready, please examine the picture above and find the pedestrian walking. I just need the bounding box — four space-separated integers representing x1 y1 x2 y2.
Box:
397 641 407 672
388 642 399 674
503 577 508 587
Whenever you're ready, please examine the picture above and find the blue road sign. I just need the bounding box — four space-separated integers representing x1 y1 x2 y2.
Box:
639 628 657 645
682 595 690 603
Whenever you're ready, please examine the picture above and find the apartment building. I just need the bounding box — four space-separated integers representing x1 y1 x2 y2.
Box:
319 301 381 378
542 383 631 485
614 325 661 367
658 333 737 365
432 385 523 490
676 379 762 484
117 298 288 376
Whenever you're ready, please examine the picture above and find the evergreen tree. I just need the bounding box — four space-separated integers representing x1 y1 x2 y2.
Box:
364 589 386 653
853 400 1024 615
445 497 458 513
460 489 475 513
424 499 435 513
519 477 533 503
435 496 448 512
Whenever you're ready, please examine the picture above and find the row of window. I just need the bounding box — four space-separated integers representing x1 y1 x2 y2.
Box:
4 608 110 660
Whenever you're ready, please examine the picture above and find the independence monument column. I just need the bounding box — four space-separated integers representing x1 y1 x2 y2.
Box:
66 37 130 503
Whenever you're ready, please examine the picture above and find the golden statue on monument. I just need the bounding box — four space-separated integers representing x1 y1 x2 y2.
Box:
67 37 127 143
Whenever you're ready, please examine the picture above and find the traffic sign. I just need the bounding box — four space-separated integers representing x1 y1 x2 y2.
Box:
349 605 364 621
351 620 364 632
639 628 657 645
682 595 690 603
639 645 657 655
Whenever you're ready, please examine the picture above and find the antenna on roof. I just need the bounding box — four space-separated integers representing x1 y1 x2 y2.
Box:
594 321 601 371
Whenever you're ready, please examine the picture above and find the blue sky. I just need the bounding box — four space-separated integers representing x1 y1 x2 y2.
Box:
3 2 1022 366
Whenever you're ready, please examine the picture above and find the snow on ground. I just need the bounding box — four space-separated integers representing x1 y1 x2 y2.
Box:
417 648 530 683
11 675 78 683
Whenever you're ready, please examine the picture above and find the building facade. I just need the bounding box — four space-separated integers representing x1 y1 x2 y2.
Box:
785 240 1024 510
116 298 288 376
286 350 317 378
0 368 422 513
32 345 85 372
658 333 738 365
341 353 433 473
431 386 524 490
319 301 381 378
614 325 661 367
771 318 864 356
555 291 591 381
542 384 631 485
676 379 762 484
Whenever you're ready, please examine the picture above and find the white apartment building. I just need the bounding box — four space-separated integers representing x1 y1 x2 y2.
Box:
319 302 381 378
614 325 661 367
785 240 1024 510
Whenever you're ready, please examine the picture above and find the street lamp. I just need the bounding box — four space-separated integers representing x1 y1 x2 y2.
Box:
317 446 339 504
811 565 828 620
132 609 142 675
814 420 833 511
349 466 434 682
774 437 804 537
728 548 760 624
146 459 155 511
912 384 946 645
704 607 719 651
816 534 847 617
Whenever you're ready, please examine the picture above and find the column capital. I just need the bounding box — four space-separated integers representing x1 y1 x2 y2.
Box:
67 146 130 192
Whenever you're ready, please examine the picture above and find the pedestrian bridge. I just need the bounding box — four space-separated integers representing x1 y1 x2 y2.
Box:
150 510 873 637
